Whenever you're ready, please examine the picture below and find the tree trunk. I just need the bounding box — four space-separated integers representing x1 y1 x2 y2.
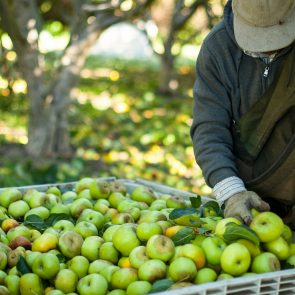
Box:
159 35 175 95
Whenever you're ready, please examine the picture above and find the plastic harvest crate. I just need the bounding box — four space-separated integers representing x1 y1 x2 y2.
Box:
1 177 295 295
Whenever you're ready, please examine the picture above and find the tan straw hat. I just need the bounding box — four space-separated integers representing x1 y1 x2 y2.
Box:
232 0 295 52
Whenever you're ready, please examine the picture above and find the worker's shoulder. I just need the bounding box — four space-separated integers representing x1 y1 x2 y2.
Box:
203 19 234 52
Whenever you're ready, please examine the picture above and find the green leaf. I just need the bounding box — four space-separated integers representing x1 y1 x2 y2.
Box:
45 213 75 227
171 227 196 246
223 223 260 246
151 279 174 293
190 196 201 208
169 208 198 220
16 256 31 275
201 200 223 217
23 215 47 232
56 253 66 263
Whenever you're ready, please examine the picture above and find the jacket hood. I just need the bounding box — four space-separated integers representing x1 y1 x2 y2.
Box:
224 0 236 45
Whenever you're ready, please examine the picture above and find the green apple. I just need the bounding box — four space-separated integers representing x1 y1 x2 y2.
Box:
1 218 19 233
28 193 49 209
0 270 7 284
201 236 227 265
99 265 120 283
46 290 64 295
89 180 111 199
217 273 234 280
250 211 284 242
24 207 50 220
77 273 108 295
0 188 22 208
88 259 113 274
147 210 161 224
70 198 93 219
81 236 104 261
53 220 75 233
55 269 78 293
113 224 141 256
23 189 39 204
29 229 41 242
194 267 217 284
44 193 61 210
0 286 9 295
8 247 25 268
5 274 19 294
25 251 41 268
99 242 119 264
286 255 295 267
67 255 89 279
177 243 206 270
61 191 78 202
94 199 110 214
7 226 31 242
77 189 92 200
74 221 98 238
46 186 61 197
108 192 126 208
75 177 94 194
0 251 7 270
282 224 293 243
105 208 119 222
214 217 241 237
166 196 186 209
32 253 60 280
156 220 173 232
251 252 281 273
149 199 167 211
107 290 126 295
19 273 44 295
50 204 70 215
129 246 149 269
77 209 105 230
168 257 197 282
110 180 127 195
32 233 58 252
220 243 251 276
8 200 30 220
102 224 120 242
126 281 152 295
146 234 175 262
136 222 162 242
110 268 138 290
131 186 156 205
112 213 134 225
138 259 167 282
264 236 290 260
117 200 138 213
58 230 84 258
236 239 261 258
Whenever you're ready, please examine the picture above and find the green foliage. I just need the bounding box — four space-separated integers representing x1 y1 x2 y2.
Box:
0 56 210 195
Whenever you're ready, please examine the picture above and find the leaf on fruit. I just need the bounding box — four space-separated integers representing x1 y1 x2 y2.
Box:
171 227 196 246
200 200 223 217
169 208 198 220
23 215 47 232
45 213 75 227
56 253 66 263
190 196 201 208
151 279 174 293
16 256 31 275
223 223 260 246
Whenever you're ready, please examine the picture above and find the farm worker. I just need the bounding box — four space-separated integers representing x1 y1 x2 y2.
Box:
190 0 295 229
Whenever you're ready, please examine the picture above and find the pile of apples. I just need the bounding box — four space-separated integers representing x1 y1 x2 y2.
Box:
0 177 294 295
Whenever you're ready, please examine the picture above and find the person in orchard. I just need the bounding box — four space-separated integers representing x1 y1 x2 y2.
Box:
190 0 295 229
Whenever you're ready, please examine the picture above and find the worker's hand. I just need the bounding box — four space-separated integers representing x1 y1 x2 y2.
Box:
224 191 270 225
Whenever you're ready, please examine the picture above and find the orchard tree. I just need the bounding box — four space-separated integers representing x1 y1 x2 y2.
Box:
0 0 154 158
141 0 223 94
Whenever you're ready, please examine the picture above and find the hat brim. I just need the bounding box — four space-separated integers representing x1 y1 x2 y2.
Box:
234 7 295 52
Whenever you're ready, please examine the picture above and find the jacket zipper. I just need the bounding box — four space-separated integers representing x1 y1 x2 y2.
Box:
263 65 270 78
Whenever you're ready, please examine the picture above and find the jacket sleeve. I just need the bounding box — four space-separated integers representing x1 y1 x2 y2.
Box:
190 42 239 188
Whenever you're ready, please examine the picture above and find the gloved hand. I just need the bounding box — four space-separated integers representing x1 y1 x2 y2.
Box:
224 191 270 225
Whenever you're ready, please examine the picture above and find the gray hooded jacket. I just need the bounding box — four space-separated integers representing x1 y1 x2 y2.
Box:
190 0 294 188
